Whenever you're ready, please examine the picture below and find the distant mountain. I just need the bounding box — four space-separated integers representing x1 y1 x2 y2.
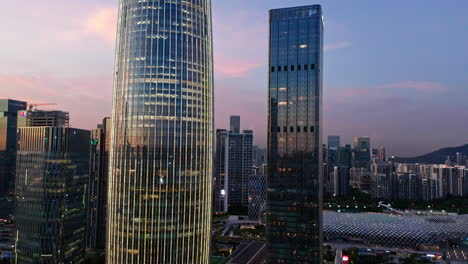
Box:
395 144 468 164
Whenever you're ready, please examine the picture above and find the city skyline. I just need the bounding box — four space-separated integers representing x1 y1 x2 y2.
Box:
1 0 468 157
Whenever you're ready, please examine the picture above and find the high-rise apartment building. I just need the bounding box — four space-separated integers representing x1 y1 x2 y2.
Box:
87 117 111 252
214 117 253 213
353 136 371 168
14 127 90 263
17 110 69 127
107 1 214 263
0 99 27 197
267 5 324 263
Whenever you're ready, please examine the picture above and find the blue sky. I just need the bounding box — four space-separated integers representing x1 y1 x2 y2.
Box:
0 0 467 156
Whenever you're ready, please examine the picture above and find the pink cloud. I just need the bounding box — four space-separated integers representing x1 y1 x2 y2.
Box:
215 55 262 79
82 7 118 44
62 7 117 45
376 81 446 91
213 11 267 79
338 81 447 98
325 41 352 51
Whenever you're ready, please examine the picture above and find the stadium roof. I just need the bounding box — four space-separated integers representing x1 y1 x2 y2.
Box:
324 211 468 248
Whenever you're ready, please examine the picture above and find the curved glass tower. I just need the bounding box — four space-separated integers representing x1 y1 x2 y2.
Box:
107 1 213 263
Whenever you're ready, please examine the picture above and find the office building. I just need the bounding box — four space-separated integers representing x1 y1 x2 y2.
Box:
87 117 111 252
333 166 350 197
327 136 340 150
230 116 241 134
107 0 214 262
252 146 267 167
353 137 371 168
337 144 352 168
17 110 69 127
214 117 253 213
249 164 266 221
267 5 324 263
325 136 340 194
14 127 90 263
0 99 27 197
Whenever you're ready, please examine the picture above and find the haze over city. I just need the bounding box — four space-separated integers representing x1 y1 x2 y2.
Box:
1 0 467 156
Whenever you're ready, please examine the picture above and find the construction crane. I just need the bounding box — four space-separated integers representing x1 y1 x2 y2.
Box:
28 103 57 111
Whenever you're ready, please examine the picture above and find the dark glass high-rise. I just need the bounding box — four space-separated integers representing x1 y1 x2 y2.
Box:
267 5 324 263
0 99 26 199
107 0 214 263
14 127 90 263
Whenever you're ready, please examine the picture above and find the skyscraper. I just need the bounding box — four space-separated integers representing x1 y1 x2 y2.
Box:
353 136 371 168
230 115 241 134
214 117 253 213
87 117 111 252
327 135 340 150
326 136 340 194
333 166 350 197
267 5 324 263
249 164 266 221
14 127 90 264
0 99 27 197
107 1 214 263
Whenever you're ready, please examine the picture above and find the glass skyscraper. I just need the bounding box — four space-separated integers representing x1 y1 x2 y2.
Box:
107 0 213 263
0 99 26 197
14 127 90 264
267 5 324 263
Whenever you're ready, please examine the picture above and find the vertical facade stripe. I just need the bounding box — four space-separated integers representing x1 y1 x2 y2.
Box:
107 0 213 263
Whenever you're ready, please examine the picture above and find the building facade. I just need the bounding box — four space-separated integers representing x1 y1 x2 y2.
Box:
87 117 111 251
353 136 371 168
17 110 69 128
333 166 350 197
107 0 214 263
249 164 266 221
0 99 27 197
267 5 324 263
14 127 90 264
214 117 253 213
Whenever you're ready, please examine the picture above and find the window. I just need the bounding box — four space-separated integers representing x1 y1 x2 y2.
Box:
310 126 315 132
297 126 301 132
284 65 288 71
304 64 308 70
283 127 287 133
291 65 295 71
271 66 275 72
298 65 301 71
278 66 282 72
290 127 294 132
311 64 315 70
304 127 308 132
277 127 281 132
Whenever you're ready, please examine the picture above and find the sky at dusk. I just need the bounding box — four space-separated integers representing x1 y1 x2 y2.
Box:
1 0 467 156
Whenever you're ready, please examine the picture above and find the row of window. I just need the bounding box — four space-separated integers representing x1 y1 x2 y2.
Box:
274 126 316 133
271 64 315 72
